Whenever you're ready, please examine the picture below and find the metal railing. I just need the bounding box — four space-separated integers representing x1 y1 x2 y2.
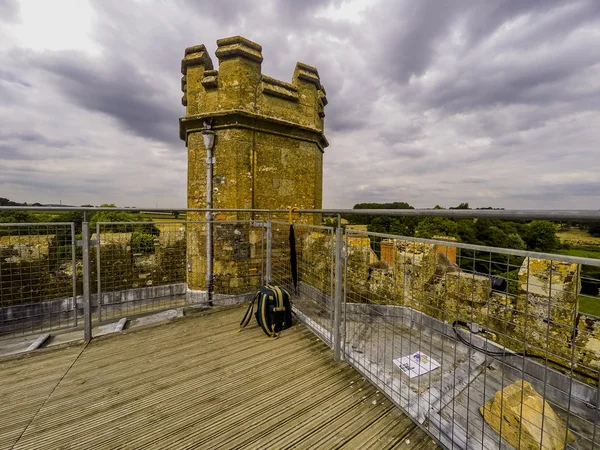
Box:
0 222 77 336
340 228 600 450
1 206 600 450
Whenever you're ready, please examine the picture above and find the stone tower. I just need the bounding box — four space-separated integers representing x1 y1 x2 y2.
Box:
180 36 328 296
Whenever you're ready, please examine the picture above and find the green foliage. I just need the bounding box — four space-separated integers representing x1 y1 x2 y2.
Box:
524 220 559 252
0 197 25 206
449 202 470 209
349 202 414 225
322 217 342 229
414 217 458 239
556 248 600 259
132 232 156 254
89 210 157 234
504 269 521 296
353 202 413 210
52 211 84 234
506 233 526 250
0 210 38 224
587 222 600 237
368 216 413 236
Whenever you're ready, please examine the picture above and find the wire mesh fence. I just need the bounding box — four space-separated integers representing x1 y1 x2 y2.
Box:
342 228 600 450
2 206 600 449
270 219 336 345
0 222 77 338
96 218 267 321
95 221 187 321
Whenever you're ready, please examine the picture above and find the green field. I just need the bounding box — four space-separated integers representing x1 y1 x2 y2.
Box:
557 228 600 248
579 295 600 318
555 247 600 318
556 248 600 259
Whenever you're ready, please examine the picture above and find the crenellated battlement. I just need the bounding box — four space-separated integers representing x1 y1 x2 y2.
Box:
181 36 327 292
180 36 327 145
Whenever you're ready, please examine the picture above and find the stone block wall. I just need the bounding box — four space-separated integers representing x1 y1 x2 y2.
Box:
344 235 600 383
301 231 334 295
180 36 327 292
90 231 187 293
212 222 263 295
0 235 71 305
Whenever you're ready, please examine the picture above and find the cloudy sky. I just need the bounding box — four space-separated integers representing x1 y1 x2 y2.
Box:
1 0 599 209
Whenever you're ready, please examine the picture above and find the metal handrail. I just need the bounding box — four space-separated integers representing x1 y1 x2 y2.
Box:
2 206 600 221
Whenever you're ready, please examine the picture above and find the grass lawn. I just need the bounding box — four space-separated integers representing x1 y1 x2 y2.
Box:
580 295 600 318
556 248 600 259
557 228 600 248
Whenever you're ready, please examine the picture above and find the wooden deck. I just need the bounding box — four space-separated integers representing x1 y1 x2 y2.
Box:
0 305 438 449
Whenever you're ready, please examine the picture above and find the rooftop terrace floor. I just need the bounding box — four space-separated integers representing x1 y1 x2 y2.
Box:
1 305 437 449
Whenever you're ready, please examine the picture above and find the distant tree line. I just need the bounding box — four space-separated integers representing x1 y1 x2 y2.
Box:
0 201 157 254
347 201 561 252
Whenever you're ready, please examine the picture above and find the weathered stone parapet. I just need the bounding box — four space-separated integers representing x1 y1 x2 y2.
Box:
302 231 334 294
480 380 575 449
180 44 214 112
180 36 327 148
181 36 327 294
0 235 61 304
519 258 580 309
510 259 580 362
346 236 379 301
394 241 437 310
575 315 600 376
0 235 57 263
215 35 263 63
429 271 492 323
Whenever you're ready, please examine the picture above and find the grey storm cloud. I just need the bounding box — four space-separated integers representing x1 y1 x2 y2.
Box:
0 0 19 23
0 0 599 209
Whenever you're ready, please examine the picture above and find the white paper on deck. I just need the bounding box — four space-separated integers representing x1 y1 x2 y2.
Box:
393 352 441 378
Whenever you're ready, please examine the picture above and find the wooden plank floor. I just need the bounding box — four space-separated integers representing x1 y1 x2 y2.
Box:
0 305 439 450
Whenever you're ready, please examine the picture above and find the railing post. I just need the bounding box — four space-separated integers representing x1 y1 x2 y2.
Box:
70 222 78 327
82 221 92 342
333 215 343 361
266 215 272 284
96 223 102 322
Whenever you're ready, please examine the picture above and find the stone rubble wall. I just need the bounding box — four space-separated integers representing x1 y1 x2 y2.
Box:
0 235 71 305
337 235 600 383
0 231 189 308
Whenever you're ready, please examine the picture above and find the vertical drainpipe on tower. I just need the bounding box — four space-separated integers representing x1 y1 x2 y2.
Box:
202 119 215 305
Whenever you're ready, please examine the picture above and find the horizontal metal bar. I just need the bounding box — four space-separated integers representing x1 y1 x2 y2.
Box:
271 221 334 231
97 220 266 226
96 221 177 226
2 206 600 221
0 222 74 226
292 209 600 222
347 228 600 267
0 206 272 213
76 240 98 247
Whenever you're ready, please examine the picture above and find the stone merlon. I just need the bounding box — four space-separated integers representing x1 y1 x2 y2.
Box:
179 35 328 150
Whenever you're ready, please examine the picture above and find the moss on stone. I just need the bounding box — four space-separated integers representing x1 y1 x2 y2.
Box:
181 36 327 291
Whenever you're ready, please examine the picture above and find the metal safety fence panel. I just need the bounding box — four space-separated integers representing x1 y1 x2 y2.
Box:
96 219 266 322
342 229 600 450
0 222 77 338
96 221 187 321
270 221 336 346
